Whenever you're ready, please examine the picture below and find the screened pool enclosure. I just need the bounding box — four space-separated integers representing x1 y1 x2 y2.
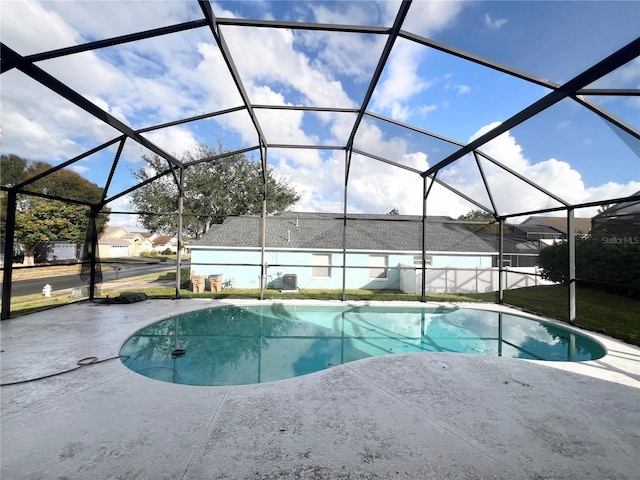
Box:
1 1 639 320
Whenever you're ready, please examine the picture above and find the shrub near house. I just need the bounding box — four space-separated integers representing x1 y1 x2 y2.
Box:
537 234 640 296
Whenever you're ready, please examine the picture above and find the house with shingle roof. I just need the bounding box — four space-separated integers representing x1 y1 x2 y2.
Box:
591 192 640 237
98 226 153 258
515 216 591 245
190 212 497 290
149 234 179 253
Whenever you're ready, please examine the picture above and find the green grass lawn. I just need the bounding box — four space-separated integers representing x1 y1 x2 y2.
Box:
470 285 640 346
139 288 477 303
1 291 87 316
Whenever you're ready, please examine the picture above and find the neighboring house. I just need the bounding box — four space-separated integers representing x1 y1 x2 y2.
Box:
514 216 591 245
33 239 79 263
591 193 640 237
190 212 497 291
98 226 154 258
149 234 179 253
476 233 542 270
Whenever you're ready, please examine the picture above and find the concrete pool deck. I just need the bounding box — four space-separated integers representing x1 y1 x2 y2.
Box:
1 299 639 479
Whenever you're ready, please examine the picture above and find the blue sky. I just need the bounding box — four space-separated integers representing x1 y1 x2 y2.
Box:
1 0 638 227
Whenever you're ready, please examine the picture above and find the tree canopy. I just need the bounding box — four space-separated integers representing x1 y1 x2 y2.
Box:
457 210 495 222
1 154 109 262
131 144 301 239
457 209 503 233
0 154 28 186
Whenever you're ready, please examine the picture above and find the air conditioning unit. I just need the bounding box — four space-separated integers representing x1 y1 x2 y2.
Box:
282 274 297 291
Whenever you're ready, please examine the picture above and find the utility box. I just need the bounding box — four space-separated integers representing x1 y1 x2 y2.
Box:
282 274 297 291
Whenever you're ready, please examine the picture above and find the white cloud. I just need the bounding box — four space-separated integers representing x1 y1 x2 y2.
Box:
271 149 344 212
178 17 372 178
265 104 637 219
347 155 424 214
403 1 464 35
354 118 411 161
221 25 354 109
277 119 640 219
1 2 207 163
300 1 390 84
193 42 246 112
309 1 398 26
186 21 360 153
0 0 79 55
454 84 471 95
70 165 90 175
445 81 471 96
370 1 464 121
483 13 508 32
1 72 117 160
143 128 199 158
4 0 224 138
278 118 475 217
420 104 439 116
104 195 143 230
460 122 639 217
43 0 199 41
372 41 433 121
3 1 636 225
584 181 640 210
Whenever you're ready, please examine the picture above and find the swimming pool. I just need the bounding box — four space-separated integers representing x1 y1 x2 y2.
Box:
119 304 606 386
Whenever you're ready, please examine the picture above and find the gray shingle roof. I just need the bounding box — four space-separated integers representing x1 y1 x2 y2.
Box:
520 216 591 235
591 192 640 219
192 213 496 253
476 233 541 253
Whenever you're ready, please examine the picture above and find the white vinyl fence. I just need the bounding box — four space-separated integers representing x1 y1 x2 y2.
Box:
399 266 553 295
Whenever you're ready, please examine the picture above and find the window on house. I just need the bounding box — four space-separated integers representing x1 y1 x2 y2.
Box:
311 254 331 278
369 255 388 279
413 255 433 267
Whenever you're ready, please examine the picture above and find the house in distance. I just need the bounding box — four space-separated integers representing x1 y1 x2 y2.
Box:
189 212 499 292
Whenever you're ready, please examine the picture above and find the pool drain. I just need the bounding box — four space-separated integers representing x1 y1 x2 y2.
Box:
171 348 186 358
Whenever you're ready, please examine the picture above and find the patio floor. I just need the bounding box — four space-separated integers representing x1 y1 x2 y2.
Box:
1 299 639 479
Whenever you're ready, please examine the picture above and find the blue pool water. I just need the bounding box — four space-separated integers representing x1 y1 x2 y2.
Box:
120 304 606 386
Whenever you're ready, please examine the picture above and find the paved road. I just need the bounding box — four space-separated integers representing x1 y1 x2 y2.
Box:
7 261 187 296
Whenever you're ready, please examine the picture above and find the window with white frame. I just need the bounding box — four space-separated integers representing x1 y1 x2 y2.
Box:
311 254 331 278
413 255 433 267
369 255 388 279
